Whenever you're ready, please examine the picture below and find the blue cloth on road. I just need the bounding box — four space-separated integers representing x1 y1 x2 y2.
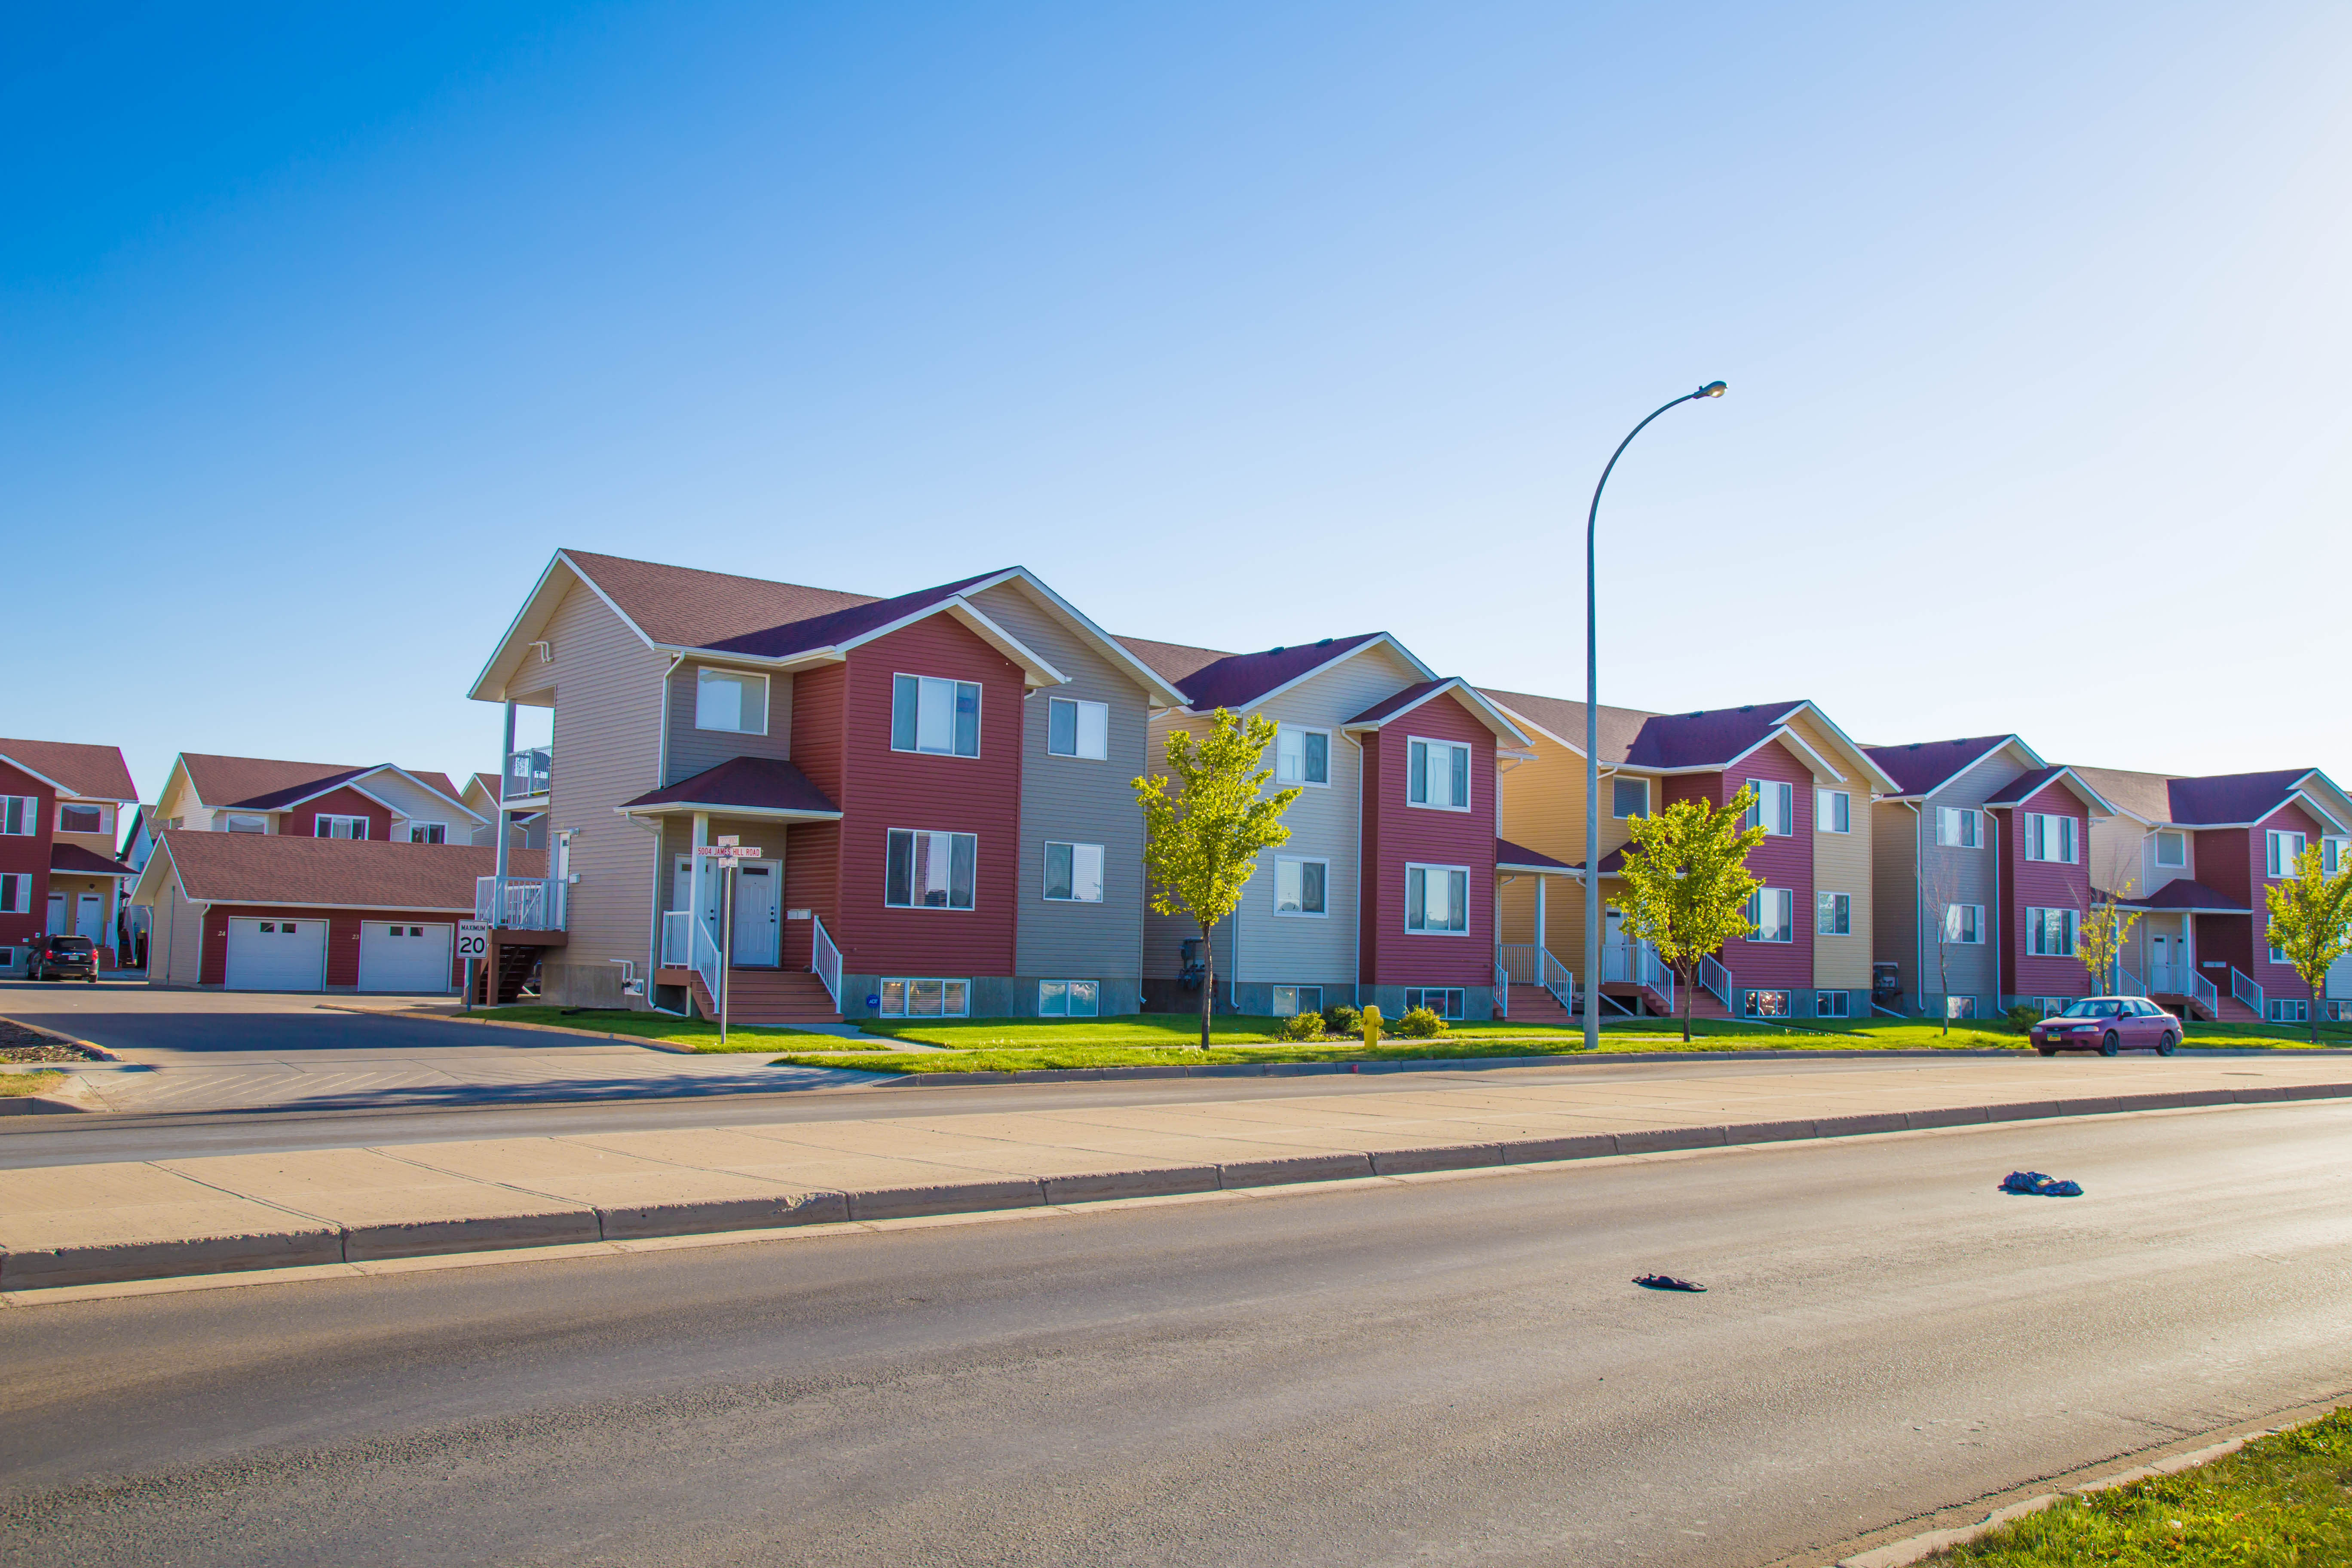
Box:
2000 1170 2082 1197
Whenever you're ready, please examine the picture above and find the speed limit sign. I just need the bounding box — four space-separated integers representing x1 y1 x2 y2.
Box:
456 922 493 960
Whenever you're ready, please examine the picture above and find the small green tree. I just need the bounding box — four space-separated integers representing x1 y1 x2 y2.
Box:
1611 786 1768 1041
2264 845 2352 1046
1134 708 1302 1048
2077 882 2145 1000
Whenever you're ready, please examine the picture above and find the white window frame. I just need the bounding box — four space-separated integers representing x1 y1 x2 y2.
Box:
1743 989 1791 1018
1404 862 1471 934
884 828 979 911
1406 738 1473 812
0 796 33 836
1747 887 1795 943
1272 984 1325 1018
2024 812 2079 864
406 822 448 845
1816 891 1852 936
1403 986 1467 1020
1611 777 1650 820
1814 989 1850 1019
1943 903 1984 944
877 977 971 1017
2266 829 2309 879
0 873 28 914
1275 725 1332 787
1744 778 1795 836
223 813 268 834
55 802 109 835
1041 841 1104 904
693 667 769 735
1945 995 1978 1020
1038 979 1100 1017
1936 807 1981 848
1273 855 1329 918
890 673 983 759
1816 789 1850 834
2025 906 2079 957
2325 837 2349 876
2154 830 2187 868
1047 698 1110 762
2269 997 2309 1024
314 815 370 840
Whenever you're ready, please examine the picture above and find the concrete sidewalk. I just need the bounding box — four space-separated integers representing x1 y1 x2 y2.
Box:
7 1054 2351 1294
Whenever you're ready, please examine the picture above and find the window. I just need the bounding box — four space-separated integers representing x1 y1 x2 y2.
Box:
1936 807 1981 848
1405 987 1467 1019
1042 841 1104 903
1612 778 1650 819
2025 907 2079 957
2327 838 2349 876
1407 738 1472 810
2024 813 2078 864
1276 726 1331 786
1745 780 1794 836
878 977 970 1017
259 921 300 934
2266 829 2309 878
2269 923 2288 965
57 803 104 834
1945 995 1978 1020
2269 997 2310 1024
1746 887 1795 943
315 815 369 840
1815 990 1850 1019
1405 864 1470 934
1816 790 1850 834
0 873 27 913
1274 856 1327 916
694 668 769 734
1047 698 1109 761
1038 980 1100 1017
1943 903 1984 944
1273 985 1324 1018
407 823 447 845
1816 891 1852 936
885 829 977 909
1743 989 1791 1018
891 674 981 757
2154 830 2187 868
0 797 31 836
224 813 267 833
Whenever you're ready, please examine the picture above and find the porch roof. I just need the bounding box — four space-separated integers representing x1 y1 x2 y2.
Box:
51 843 138 880
1496 837 1573 875
2105 879 2249 915
618 757 842 821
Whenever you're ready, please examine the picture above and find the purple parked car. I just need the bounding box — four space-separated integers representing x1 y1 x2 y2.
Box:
2031 997 2180 1057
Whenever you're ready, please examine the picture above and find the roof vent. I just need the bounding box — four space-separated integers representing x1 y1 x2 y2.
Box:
1908 743 1923 750
1268 646 1285 655
1737 704 1753 714
1316 637 1332 647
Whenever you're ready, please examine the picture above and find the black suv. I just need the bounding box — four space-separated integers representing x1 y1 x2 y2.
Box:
27 935 98 983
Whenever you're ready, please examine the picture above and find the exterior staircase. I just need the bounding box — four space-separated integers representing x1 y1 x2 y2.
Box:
2206 994 2261 1025
1505 983 1573 1026
471 943 541 1005
689 969 842 1027
1651 980 1732 1022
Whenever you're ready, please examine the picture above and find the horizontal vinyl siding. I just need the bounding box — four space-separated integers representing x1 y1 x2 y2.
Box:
1781 712 1872 992
1869 800 1920 995
1364 697 1496 989
665 662 795 785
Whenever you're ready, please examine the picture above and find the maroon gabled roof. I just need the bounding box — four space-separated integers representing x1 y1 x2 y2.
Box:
0 738 139 802
1620 702 1809 770
2109 879 2249 914
153 833 544 911
619 757 840 816
1861 736 2019 798
1496 837 1571 872
1345 680 1453 727
225 766 375 811
1566 846 1631 875
51 843 137 878
1117 634 1386 711
701 570 1008 660
1981 765 2095 808
2164 769 2318 826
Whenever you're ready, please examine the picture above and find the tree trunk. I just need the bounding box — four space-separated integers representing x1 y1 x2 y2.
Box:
2312 973 2322 1048
1937 946 1950 1037
1679 962 1695 1042
1198 922 1214 1050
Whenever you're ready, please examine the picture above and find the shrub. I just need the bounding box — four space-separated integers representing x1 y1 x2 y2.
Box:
1393 1006 1449 1039
1280 1010 1325 1042
1359 1004 1383 1046
2005 1003 2045 1033
1322 1004 1360 1036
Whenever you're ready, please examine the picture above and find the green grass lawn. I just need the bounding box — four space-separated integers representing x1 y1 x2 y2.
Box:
0 1069 65 1097
1932 1406 2352 1565
474 1005 830 1052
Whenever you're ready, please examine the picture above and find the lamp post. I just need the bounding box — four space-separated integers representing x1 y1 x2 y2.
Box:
1582 382 1727 1050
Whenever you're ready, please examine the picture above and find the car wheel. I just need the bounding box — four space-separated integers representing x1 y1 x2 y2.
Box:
2037 1046 2057 1057
2158 1030 2177 1056
2100 1030 2120 1056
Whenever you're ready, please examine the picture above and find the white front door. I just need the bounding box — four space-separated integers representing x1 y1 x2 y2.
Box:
731 861 781 966
76 894 103 943
2149 932 2174 992
46 894 66 935
225 918 328 991
1603 910 1633 981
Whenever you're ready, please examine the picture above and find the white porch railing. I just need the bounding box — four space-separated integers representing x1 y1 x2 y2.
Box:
1494 960 1509 1019
659 909 692 967
1500 943 1578 1015
1601 942 1635 983
475 876 565 931
691 910 724 1014
811 912 842 1009
1498 943 1542 984
1637 942 1674 1014
1540 948 1574 1014
2231 966 2264 1016
1700 956 1733 1010
503 746 551 802
2190 969 2220 1017
2114 963 2147 998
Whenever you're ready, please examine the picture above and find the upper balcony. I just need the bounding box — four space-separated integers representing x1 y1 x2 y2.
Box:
503 746 551 805
477 875 567 932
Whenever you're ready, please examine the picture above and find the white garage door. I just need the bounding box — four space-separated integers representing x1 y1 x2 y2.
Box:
225 918 327 992
358 922 454 993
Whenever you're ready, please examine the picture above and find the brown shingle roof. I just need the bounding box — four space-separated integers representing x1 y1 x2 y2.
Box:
1476 690 1657 764
156 832 546 911
181 754 365 808
562 549 880 650
1115 635 1237 689
0 738 138 802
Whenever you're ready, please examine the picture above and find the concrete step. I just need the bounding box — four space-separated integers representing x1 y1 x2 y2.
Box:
690 971 842 1026
1504 984 1572 1026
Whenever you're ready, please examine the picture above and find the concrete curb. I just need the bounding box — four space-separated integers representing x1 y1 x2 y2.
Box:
1833 1418 2314 1567
0 1014 122 1061
8 1080 2349 1295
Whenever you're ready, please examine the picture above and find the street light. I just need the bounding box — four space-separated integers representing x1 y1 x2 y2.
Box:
1582 381 1727 1050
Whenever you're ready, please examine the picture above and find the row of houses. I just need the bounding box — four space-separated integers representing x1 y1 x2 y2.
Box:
9 547 2345 1029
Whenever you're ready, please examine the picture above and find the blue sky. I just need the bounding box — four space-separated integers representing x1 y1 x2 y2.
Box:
8 2 2349 802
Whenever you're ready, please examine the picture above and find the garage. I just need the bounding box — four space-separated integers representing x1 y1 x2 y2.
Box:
224 918 328 991
358 922 455 993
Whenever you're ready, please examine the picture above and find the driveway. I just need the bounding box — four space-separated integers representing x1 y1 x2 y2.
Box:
0 981 873 1115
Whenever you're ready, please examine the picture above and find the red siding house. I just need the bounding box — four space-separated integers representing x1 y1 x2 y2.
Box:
0 738 141 975
1981 766 2118 1012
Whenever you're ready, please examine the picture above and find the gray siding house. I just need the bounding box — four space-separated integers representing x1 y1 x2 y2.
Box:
1863 734 2038 1019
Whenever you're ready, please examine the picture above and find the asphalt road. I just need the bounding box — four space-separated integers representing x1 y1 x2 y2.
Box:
5 1103 2348 1568
0 980 564 1055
